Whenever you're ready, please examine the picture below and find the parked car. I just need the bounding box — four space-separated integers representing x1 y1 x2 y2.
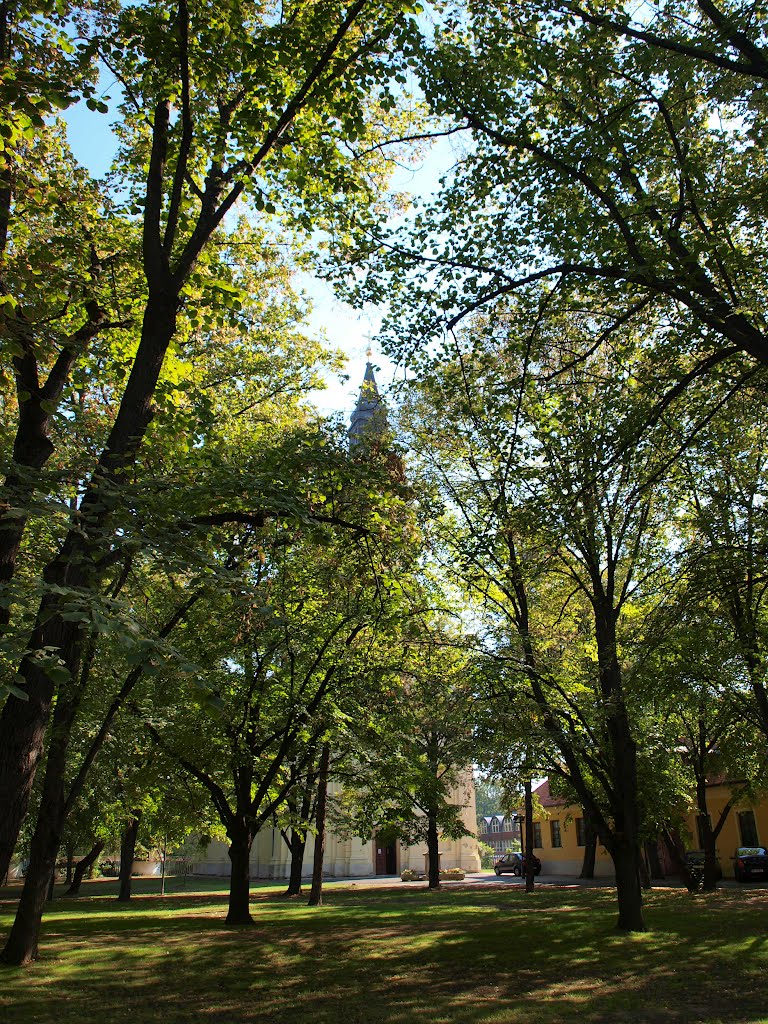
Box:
732 847 768 882
683 849 722 883
494 852 541 876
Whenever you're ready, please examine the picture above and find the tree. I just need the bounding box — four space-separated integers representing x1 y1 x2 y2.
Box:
0 1 417 948
677 395 768 745
278 748 321 897
140 445 413 924
306 741 331 907
339 620 477 890
352 0 768 382
395 312 697 929
639 586 768 889
474 777 504 819
0 222 371 963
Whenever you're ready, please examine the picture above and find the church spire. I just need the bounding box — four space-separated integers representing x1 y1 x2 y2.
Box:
349 350 388 449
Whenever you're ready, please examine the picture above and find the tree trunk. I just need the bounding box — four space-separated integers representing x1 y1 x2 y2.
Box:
117 815 141 902
0 599 78 883
307 743 330 908
593 595 646 932
226 828 254 925
0 291 179 884
66 840 104 896
524 778 535 893
639 847 651 890
0 779 66 964
695 777 720 892
426 811 440 890
611 839 646 932
286 830 307 896
579 811 597 879
0 693 79 964
645 839 664 880
284 768 316 897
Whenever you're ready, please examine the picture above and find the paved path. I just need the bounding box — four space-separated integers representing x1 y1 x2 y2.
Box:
325 871 762 891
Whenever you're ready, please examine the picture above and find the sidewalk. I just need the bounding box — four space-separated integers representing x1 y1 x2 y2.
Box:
324 870 762 891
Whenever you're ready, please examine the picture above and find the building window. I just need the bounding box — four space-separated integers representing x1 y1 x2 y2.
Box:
533 822 542 848
738 810 759 847
576 818 586 847
491 817 501 833
550 820 562 848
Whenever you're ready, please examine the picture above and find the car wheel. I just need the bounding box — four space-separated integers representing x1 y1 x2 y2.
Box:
513 866 520 876
494 868 501 876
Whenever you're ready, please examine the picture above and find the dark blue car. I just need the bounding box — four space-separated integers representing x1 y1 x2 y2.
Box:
494 852 541 876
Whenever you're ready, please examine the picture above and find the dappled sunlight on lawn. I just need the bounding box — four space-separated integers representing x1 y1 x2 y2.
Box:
1 884 767 1023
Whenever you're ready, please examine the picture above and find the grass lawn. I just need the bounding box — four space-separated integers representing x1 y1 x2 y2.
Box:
1 877 767 1023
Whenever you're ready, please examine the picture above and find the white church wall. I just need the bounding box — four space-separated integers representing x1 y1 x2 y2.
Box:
190 771 480 878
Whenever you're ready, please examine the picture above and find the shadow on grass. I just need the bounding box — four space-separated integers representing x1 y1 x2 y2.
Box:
2 886 767 1024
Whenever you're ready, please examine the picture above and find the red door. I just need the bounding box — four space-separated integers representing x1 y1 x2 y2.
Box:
375 841 397 875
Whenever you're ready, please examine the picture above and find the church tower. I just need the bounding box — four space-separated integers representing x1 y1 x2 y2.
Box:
348 351 388 449
345 352 481 878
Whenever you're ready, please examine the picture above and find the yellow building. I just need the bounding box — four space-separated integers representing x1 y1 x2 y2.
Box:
524 779 768 880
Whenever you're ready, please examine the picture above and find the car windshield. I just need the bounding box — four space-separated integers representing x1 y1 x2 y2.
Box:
737 847 767 857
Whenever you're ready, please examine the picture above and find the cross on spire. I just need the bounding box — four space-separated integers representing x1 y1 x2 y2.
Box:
349 350 387 449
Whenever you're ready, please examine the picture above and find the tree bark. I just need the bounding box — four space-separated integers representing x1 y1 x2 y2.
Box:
66 840 104 896
225 827 254 925
694 740 721 891
283 767 316 896
579 810 597 879
286 830 307 896
426 810 440 890
0 340 79 631
0 598 79 883
593 594 646 931
65 843 75 885
0 778 66 964
611 838 646 931
0 291 178 886
697 806 720 892
524 778 535 892
639 847 651 890
645 839 664 880
307 743 330 907
117 815 141 902
0 689 81 963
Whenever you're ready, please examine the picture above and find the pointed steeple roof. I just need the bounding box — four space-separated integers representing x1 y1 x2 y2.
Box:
349 351 388 449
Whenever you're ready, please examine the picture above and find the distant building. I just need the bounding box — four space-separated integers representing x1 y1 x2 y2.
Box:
192 777 480 879
477 814 521 860
348 352 388 449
